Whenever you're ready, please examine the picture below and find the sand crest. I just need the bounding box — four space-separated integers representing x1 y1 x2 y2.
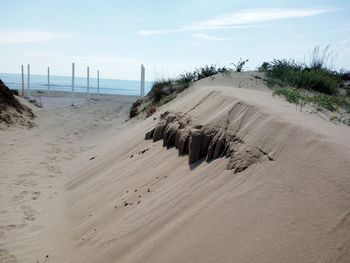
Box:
1 73 350 262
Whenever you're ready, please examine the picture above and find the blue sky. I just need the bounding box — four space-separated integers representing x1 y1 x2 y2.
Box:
0 0 349 80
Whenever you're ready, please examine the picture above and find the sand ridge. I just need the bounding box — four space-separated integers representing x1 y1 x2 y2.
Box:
1 73 350 262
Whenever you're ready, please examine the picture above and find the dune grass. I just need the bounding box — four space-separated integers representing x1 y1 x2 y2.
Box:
273 87 350 124
262 59 341 95
262 46 350 124
148 64 235 104
157 93 177 106
260 46 345 95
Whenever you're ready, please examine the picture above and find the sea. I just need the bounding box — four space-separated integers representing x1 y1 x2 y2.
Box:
0 73 153 96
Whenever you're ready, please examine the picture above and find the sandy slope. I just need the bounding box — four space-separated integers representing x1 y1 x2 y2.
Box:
0 94 135 262
2 73 350 262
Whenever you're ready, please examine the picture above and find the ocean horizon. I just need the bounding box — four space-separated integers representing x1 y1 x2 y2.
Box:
0 72 153 96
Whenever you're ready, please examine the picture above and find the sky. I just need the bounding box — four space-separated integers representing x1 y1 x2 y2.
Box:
0 0 349 81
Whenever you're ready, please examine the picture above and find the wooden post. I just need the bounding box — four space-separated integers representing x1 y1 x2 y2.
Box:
140 64 145 97
97 70 100 95
87 66 90 99
27 64 30 97
71 62 75 106
47 66 50 95
21 65 24 97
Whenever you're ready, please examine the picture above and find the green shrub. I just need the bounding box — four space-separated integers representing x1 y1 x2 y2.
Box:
264 59 341 95
148 79 173 102
178 72 196 83
217 66 233 74
273 87 304 104
258 62 270 72
273 87 350 113
195 65 219 80
231 58 249 72
175 79 191 93
309 45 334 70
158 93 176 106
310 94 338 112
175 65 233 93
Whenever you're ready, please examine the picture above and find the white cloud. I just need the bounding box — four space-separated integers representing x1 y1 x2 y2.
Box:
0 30 66 44
192 33 231 41
138 8 333 36
138 30 169 36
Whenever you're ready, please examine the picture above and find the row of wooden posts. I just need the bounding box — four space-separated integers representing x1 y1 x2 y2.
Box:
20 64 146 106
21 63 100 106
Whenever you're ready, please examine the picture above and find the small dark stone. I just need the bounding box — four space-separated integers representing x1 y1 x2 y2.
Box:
46 255 49 258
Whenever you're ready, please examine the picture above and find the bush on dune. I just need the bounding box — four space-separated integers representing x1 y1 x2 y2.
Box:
260 46 345 95
132 61 247 118
262 59 341 95
273 87 350 118
148 78 173 102
147 64 236 104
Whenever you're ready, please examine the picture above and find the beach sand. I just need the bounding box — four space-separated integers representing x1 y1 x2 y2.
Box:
0 93 136 262
1 73 350 262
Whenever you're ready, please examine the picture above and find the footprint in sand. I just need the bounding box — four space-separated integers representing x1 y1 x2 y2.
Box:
13 179 37 187
62 152 77 161
50 146 61 154
0 249 17 263
31 191 41 200
20 205 36 222
11 191 30 202
11 195 24 202
16 172 37 178
46 156 59 161
47 165 62 174
0 224 26 231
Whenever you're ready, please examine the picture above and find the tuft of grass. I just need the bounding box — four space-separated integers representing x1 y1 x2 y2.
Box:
311 94 338 112
263 59 341 95
273 87 304 104
309 45 335 70
175 64 233 92
273 87 350 114
132 61 247 118
178 72 196 83
148 78 173 102
196 65 233 79
157 93 176 106
231 58 249 72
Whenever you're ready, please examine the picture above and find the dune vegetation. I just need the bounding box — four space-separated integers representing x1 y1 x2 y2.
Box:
260 46 350 125
130 60 249 118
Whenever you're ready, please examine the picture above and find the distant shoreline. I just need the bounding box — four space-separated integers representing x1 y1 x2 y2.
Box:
22 89 138 109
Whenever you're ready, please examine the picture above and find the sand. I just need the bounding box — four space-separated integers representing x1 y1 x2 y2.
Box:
1 72 350 262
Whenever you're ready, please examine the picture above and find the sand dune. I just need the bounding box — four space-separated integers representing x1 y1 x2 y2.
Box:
1 73 350 262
